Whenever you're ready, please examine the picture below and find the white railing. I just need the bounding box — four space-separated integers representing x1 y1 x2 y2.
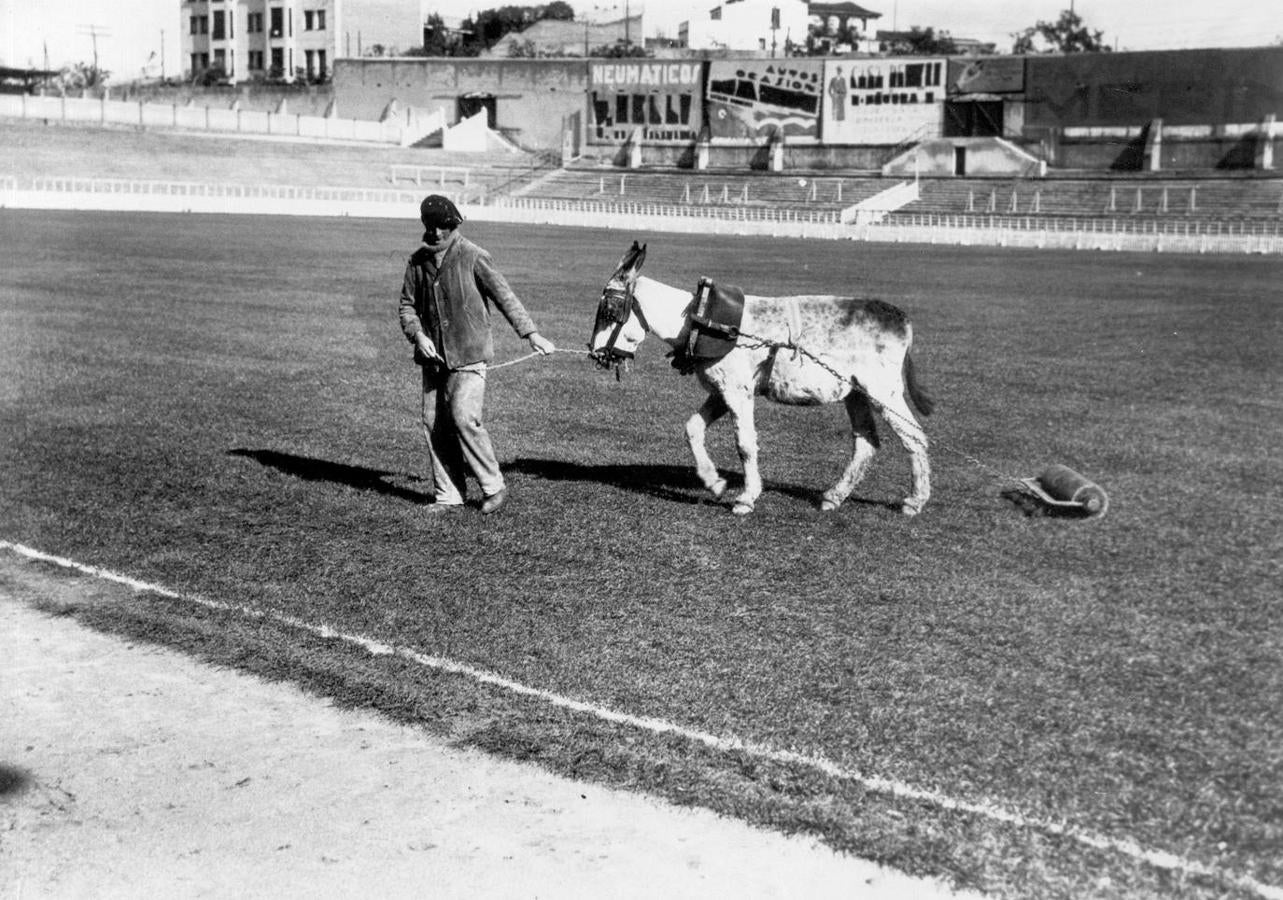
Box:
0 92 405 145
4 176 1280 254
490 195 841 225
389 164 471 188
884 212 1283 238
27 176 427 205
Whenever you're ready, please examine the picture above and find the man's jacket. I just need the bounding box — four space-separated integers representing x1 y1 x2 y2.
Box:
398 233 536 368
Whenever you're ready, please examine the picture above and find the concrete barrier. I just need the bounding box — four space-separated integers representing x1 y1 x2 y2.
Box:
3 178 1280 254
0 95 404 145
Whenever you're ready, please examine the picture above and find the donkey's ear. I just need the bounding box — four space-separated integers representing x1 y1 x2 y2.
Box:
615 241 642 275
616 241 648 274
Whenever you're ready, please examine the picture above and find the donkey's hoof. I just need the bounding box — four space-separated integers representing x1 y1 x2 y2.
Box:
820 500 840 512
731 501 755 516
710 478 728 499
900 499 924 517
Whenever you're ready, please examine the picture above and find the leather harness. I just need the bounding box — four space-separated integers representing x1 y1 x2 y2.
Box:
594 275 745 372
672 277 746 374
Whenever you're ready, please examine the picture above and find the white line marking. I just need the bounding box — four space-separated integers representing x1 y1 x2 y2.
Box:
3 539 1280 900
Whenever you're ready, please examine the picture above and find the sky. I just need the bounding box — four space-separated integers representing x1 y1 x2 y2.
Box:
633 0 1283 49
2 0 1279 76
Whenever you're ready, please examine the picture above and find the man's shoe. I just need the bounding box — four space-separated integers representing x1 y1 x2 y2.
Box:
481 489 508 515
426 501 463 514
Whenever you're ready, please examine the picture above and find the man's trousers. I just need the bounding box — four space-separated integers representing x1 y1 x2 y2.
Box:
420 365 504 504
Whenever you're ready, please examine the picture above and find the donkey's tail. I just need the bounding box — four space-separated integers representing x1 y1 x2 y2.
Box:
903 352 935 417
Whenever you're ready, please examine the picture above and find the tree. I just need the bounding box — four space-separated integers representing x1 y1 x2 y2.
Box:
57 60 110 91
459 3 578 55
886 26 958 55
506 38 539 57
1012 9 1109 54
421 13 454 56
589 41 650 58
543 2 575 21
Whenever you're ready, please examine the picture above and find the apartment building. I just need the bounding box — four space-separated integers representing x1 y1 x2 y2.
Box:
182 0 341 84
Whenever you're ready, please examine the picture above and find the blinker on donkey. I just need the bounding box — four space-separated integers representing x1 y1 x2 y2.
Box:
586 241 1108 519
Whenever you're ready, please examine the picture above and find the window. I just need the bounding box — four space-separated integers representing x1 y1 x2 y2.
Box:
199 16 208 34
189 16 199 34
305 49 315 74
304 10 314 30
269 7 283 37
247 11 263 32
212 10 224 39
190 52 200 72
249 50 264 70
270 47 284 75
316 10 326 30
317 50 326 75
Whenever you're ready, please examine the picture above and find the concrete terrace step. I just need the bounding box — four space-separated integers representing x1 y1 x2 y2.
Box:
0 119 541 196
911 176 1283 220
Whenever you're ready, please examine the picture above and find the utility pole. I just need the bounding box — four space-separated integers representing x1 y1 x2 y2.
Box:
75 24 112 81
160 29 166 79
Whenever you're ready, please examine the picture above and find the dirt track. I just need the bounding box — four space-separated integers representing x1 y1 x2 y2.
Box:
1 579 975 899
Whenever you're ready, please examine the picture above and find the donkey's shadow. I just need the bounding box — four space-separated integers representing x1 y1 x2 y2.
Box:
506 457 893 510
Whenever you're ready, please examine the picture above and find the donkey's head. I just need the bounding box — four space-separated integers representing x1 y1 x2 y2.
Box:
589 241 648 368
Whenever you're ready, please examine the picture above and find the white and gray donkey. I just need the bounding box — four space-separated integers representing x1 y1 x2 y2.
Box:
589 241 934 516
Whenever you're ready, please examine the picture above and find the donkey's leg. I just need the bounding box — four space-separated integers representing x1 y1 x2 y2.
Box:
878 390 932 516
822 392 880 512
685 393 729 499
723 391 761 515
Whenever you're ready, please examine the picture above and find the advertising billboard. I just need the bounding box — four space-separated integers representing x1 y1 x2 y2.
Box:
705 59 825 142
948 56 1025 95
821 58 945 144
1024 47 1283 128
589 61 704 143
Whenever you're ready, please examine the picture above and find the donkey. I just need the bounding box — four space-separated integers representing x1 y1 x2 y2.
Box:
588 242 933 516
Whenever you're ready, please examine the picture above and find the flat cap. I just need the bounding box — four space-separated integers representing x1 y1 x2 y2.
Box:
419 194 464 228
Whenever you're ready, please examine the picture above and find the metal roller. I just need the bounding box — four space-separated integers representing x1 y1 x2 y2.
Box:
1019 464 1109 517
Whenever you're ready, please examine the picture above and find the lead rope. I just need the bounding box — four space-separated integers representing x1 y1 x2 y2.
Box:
488 347 592 370
733 328 1028 489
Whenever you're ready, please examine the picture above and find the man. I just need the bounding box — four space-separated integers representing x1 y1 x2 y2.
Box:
398 195 555 514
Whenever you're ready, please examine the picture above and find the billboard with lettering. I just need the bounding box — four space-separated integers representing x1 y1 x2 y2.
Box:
589 61 704 143
821 58 945 144
705 59 825 142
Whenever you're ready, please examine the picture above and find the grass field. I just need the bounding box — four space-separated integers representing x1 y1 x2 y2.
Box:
1 209 1280 899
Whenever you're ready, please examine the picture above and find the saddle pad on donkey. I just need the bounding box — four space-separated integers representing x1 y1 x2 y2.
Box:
683 278 745 363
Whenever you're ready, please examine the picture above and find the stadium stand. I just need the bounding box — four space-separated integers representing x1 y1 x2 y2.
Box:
519 168 891 212
3 118 1279 234
0 119 548 201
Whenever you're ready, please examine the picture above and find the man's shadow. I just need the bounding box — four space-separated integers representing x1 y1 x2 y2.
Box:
227 449 425 503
